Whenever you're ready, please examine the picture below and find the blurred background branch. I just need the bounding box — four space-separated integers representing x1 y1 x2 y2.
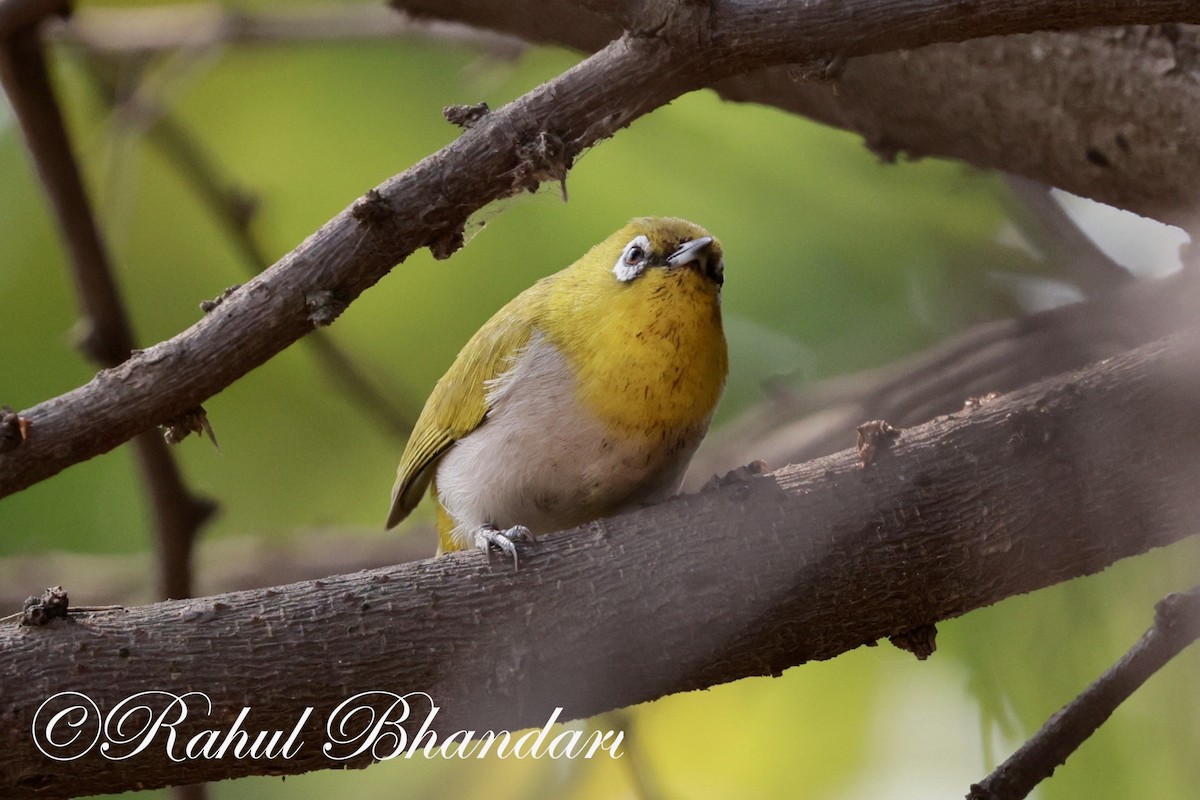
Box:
80 55 421 437
969 586 1200 800
46 2 526 58
0 18 213 604
0 524 435 608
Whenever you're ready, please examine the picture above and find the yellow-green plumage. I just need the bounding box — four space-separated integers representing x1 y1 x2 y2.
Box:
385 282 546 523
387 217 728 555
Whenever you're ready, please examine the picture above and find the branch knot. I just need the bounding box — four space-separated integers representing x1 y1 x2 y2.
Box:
443 102 489 129
351 189 394 227
20 586 69 627
856 419 901 468
631 0 712 47
306 289 348 327
512 130 571 200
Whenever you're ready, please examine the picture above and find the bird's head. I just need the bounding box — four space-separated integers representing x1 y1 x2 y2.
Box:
604 217 724 293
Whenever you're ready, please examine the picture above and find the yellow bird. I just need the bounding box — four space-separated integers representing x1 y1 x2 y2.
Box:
386 217 728 565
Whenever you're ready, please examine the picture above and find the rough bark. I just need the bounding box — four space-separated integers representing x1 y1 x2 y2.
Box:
719 27 1200 228
688 268 1200 483
3 331 1200 797
396 0 1200 227
3 0 1200 498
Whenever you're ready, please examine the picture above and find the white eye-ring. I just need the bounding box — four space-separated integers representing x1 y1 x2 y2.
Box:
613 235 651 282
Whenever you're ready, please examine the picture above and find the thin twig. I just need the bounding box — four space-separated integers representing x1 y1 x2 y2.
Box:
1003 175 1133 295
968 585 1200 800
0 18 214 600
175 784 207 800
0 28 134 366
83 57 418 436
45 2 526 59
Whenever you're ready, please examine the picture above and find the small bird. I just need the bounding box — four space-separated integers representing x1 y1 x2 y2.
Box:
386 217 728 565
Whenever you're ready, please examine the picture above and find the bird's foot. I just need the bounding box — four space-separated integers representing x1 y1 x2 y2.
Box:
475 524 536 570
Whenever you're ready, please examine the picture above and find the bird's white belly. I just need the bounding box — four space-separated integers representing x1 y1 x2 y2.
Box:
434 333 698 549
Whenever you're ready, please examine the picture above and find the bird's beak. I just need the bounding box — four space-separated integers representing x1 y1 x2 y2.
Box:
667 236 714 269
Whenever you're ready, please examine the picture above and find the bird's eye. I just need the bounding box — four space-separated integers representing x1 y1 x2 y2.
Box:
613 235 652 282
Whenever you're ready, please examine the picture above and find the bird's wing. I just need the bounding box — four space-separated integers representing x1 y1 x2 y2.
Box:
386 286 545 529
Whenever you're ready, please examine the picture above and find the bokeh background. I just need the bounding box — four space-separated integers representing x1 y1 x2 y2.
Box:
1 2 1198 798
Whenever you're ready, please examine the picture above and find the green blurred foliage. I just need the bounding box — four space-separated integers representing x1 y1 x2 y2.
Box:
0 4 1196 799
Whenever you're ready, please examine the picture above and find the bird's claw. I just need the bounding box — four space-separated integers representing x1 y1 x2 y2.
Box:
475 525 536 570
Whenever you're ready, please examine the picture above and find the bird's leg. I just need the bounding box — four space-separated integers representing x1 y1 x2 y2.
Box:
475 523 536 570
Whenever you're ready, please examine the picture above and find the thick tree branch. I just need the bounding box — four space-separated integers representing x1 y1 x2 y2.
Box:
3 0 1200 498
398 1 1200 226
0 18 214 598
689 269 1200 481
3 331 1200 796
968 586 1200 800
719 27 1200 229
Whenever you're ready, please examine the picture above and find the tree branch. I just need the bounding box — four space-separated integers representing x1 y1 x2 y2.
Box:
82 58 420 437
4 330 1200 796
1001 175 1134 295
0 526 436 609
688 269 1200 481
0 25 133 367
0 0 67 40
0 17 214 598
398 1 1200 226
968 586 1200 800
46 2 526 59
4 0 1200 498
720 26 1200 229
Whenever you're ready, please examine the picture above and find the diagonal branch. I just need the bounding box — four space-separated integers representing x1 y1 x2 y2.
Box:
2 330 1199 796
3 0 1200 498
1001 175 1134 295
398 1 1200 227
968 586 1200 800
3 277 1191 609
82 57 419 437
